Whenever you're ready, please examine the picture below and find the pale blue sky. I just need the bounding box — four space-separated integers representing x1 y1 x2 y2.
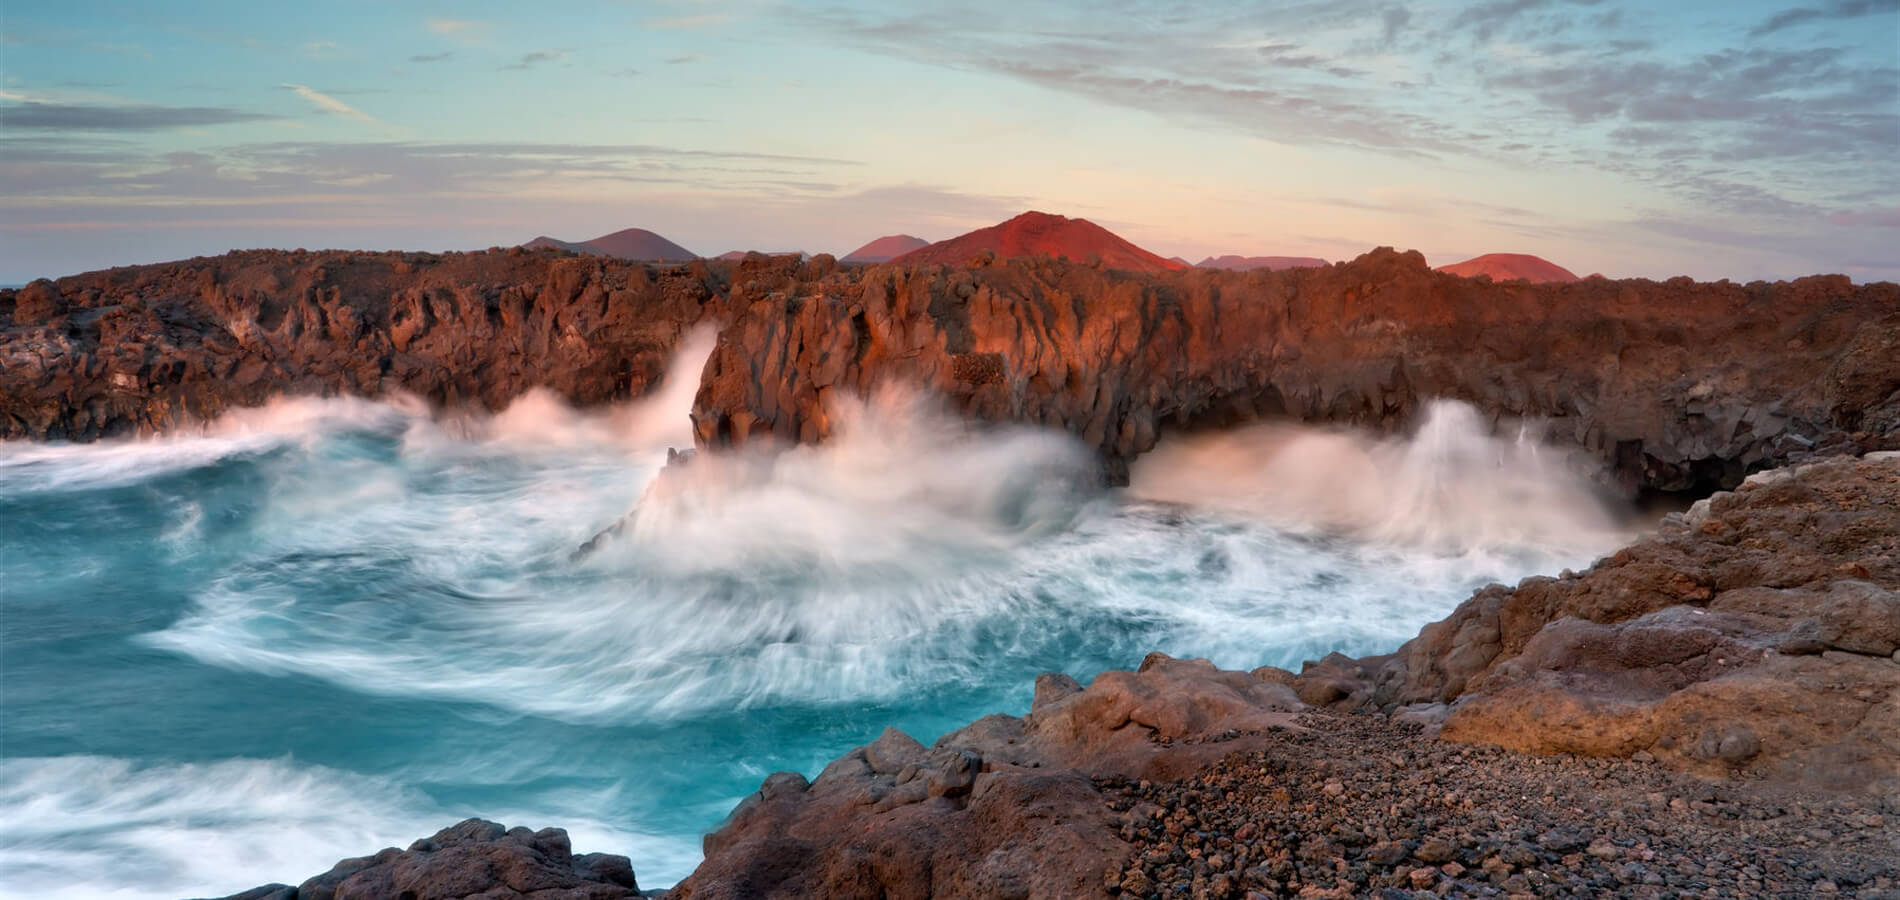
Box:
3 0 1896 282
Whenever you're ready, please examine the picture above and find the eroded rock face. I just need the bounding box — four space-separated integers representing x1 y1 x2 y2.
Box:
0 248 736 439
690 249 1899 493
670 654 1302 900
204 818 642 900
9 247 1892 496
1291 454 1900 791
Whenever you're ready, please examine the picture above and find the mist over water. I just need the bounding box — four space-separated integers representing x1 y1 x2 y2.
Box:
1129 400 1630 557
0 344 1636 898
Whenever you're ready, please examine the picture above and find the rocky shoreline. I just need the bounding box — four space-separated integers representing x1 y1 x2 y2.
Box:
205 453 1900 899
9 249 1895 898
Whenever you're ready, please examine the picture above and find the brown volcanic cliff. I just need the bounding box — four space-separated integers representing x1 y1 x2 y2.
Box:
5 247 1896 496
891 212 1187 274
690 248 1900 494
0 248 734 438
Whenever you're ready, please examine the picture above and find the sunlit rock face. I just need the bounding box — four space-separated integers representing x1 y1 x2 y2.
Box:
1291 453 1900 793
691 247 1900 494
6 245 1895 494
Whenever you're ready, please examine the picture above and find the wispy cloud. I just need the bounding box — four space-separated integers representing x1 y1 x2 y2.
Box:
0 99 273 131
502 50 570 71
0 138 863 214
665 54 704 64
800 1 1898 248
425 18 489 42
410 51 453 63
280 84 376 123
1749 0 1900 36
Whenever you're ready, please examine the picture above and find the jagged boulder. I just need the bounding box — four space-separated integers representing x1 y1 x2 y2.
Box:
203 819 640 900
671 654 1301 899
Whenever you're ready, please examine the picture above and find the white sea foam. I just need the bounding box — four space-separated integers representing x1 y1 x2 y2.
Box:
0 756 691 900
0 325 716 496
137 388 1630 724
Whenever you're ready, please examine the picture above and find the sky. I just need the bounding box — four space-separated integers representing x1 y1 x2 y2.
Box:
2 0 1896 283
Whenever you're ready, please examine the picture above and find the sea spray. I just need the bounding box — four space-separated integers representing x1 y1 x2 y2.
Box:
1127 399 1631 556
606 386 1095 575
0 756 693 900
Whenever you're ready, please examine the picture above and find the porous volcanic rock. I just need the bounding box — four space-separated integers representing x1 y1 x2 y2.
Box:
1289 453 1900 792
1103 714 1900 899
668 654 1302 900
204 818 642 900
0 247 750 439
690 247 1899 493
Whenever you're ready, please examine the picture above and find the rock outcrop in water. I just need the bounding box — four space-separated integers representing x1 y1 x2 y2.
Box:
207 818 643 900
5 246 1895 496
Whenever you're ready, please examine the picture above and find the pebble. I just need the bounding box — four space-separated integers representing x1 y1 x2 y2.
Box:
1099 710 1898 899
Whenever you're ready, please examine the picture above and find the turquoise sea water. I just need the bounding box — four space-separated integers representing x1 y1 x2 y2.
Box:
0 381 1631 899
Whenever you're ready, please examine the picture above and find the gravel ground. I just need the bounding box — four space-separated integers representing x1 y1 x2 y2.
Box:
1100 713 1900 900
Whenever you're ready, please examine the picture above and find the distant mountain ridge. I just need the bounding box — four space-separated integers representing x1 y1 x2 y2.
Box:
1436 253 1579 283
522 228 695 262
1197 255 1329 272
716 250 810 262
842 234 930 264
890 212 1185 273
